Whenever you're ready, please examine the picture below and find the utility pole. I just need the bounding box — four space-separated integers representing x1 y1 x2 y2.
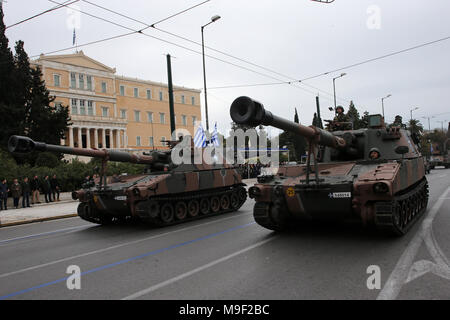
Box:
167 54 176 138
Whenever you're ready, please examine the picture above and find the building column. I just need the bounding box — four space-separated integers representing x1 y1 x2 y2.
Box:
109 129 114 149
116 129 121 149
86 128 91 149
69 127 74 148
77 127 82 148
94 128 99 149
124 130 128 148
102 128 106 149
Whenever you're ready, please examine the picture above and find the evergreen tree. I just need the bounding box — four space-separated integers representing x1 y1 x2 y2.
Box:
294 108 299 124
0 8 70 163
360 111 370 129
346 100 360 129
0 5 23 149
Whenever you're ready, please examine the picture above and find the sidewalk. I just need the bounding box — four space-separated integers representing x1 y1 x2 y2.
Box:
0 193 79 227
0 179 257 228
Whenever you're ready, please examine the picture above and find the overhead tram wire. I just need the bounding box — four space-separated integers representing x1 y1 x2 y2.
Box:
28 0 212 58
47 0 325 99
6 0 80 29
79 0 349 104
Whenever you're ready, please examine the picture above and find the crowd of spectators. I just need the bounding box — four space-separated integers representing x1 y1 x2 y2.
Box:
0 175 61 210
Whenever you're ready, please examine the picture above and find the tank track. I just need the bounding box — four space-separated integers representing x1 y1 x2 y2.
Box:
135 184 247 227
253 202 287 231
374 178 429 235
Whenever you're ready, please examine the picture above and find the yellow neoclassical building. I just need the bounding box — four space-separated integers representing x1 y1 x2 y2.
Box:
33 51 202 152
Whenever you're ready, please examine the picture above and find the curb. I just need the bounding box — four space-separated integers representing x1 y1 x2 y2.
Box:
0 213 78 228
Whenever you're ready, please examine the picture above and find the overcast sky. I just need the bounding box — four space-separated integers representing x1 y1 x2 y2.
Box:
3 0 450 135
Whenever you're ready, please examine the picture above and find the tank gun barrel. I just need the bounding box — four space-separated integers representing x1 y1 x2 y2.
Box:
8 135 155 164
230 96 346 149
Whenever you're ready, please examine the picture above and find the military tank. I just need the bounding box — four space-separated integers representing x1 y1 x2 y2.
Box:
230 96 429 235
8 135 247 226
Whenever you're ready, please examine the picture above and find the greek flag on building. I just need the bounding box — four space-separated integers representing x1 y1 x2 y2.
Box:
194 124 207 147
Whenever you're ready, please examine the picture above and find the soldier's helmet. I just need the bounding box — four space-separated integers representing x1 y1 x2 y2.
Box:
369 147 381 160
336 106 345 113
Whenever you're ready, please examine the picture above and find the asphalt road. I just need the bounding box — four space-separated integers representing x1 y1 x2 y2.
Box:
0 168 449 300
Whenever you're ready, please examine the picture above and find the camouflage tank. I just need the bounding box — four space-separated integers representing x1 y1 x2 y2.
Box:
8 136 247 226
230 96 429 235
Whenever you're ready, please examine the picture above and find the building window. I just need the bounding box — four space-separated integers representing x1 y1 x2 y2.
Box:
136 136 141 147
181 95 185 104
70 73 76 88
134 88 139 98
147 112 153 123
79 74 84 89
71 99 78 114
160 113 165 124
120 85 125 96
55 102 63 111
161 137 166 145
159 91 163 101
54 74 60 87
134 110 141 122
120 109 127 119
192 116 197 126
149 137 154 147
182 115 187 126
87 76 92 91
79 100 86 115
191 96 195 106
147 89 152 100
102 107 109 117
87 101 94 115
101 82 107 93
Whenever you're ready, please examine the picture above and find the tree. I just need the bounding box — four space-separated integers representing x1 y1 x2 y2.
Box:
360 111 370 129
346 101 360 129
0 11 70 164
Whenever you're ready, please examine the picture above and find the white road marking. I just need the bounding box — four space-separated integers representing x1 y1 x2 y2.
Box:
0 225 91 244
122 236 277 300
0 212 252 279
377 186 450 300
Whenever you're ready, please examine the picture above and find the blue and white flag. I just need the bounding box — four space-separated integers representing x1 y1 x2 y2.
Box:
211 122 220 147
194 124 207 148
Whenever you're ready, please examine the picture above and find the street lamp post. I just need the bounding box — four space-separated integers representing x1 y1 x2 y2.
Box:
421 116 434 132
381 94 392 119
410 107 419 121
201 15 221 132
332 73 346 112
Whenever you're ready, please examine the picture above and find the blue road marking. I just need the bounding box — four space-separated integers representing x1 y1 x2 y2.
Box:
0 221 256 300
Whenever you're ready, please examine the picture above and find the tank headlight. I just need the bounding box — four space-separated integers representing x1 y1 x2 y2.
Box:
249 186 261 199
373 182 389 194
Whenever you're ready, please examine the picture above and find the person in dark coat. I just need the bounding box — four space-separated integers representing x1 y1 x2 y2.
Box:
50 175 61 201
30 175 41 204
11 179 22 209
42 176 53 203
21 177 31 208
0 179 9 211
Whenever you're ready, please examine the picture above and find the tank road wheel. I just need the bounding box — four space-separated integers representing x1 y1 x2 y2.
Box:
160 203 175 224
200 198 210 215
220 194 231 211
210 196 221 213
187 200 200 218
175 201 188 221
238 187 247 204
230 192 240 210
392 202 402 230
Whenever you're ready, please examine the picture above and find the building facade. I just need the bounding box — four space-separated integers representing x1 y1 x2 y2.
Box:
34 51 201 152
